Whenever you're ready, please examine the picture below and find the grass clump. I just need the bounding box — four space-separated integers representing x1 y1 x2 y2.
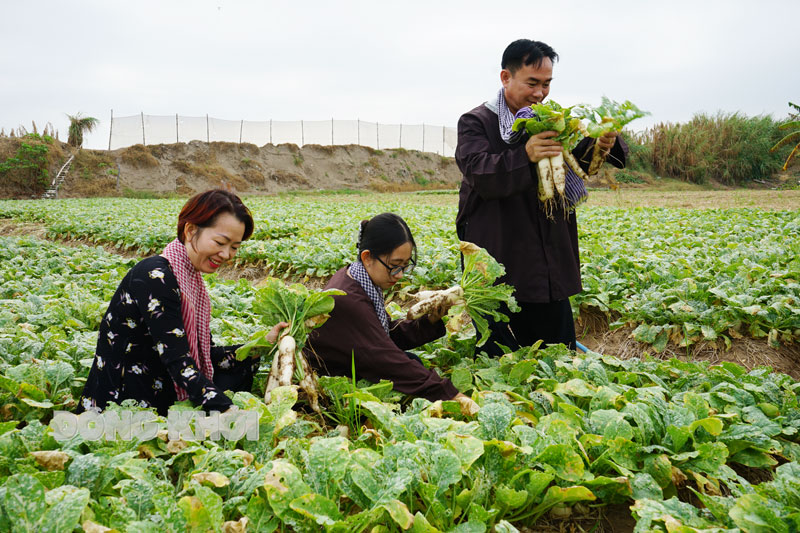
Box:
73 150 117 180
120 145 159 169
627 112 786 185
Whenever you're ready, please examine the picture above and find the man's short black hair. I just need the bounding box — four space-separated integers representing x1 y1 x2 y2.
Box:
501 39 558 73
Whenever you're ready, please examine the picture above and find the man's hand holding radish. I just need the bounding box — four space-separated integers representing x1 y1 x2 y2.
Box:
595 130 619 160
525 130 562 163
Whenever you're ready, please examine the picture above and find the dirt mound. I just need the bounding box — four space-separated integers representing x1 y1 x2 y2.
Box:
53 141 461 196
576 308 800 380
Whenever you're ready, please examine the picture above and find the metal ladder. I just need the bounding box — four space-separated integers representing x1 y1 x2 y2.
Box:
41 154 74 199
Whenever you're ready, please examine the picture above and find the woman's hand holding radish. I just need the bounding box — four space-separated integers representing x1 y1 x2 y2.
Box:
266 321 290 344
525 131 562 163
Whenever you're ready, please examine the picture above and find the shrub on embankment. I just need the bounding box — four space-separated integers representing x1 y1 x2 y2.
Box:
0 134 66 197
625 112 789 185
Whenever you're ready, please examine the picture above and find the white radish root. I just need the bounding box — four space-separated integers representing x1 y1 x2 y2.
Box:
587 141 605 176
537 157 555 202
276 334 296 387
297 355 321 413
551 152 566 196
588 118 615 176
264 330 322 413
407 285 464 320
263 346 282 403
563 152 590 182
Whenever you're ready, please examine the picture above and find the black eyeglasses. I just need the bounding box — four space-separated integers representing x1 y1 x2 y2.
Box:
375 256 416 277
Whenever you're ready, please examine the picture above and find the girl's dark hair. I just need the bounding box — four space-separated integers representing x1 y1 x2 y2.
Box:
177 189 254 243
357 213 416 261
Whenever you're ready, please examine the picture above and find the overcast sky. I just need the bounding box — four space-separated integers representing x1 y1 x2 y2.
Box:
2 0 798 149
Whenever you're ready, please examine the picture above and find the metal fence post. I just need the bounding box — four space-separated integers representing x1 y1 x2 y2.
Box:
176 114 179 143
141 112 146 146
239 120 243 144
108 109 113 152
399 123 402 149
331 117 334 145
206 114 210 143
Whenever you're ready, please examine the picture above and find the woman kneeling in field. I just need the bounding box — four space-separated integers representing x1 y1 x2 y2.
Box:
78 189 285 415
305 213 476 411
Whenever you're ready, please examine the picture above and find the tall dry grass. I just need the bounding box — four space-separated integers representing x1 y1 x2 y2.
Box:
625 112 787 185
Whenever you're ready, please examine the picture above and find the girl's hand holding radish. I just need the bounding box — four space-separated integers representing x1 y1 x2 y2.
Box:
407 242 519 346
418 291 461 324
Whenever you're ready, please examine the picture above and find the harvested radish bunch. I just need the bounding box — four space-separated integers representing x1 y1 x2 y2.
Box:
236 278 344 411
407 242 519 346
573 97 648 176
512 100 587 214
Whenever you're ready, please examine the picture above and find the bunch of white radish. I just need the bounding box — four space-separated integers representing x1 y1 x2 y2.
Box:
235 278 343 412
573 97 649 176
407 242 519 346
512 100 588 214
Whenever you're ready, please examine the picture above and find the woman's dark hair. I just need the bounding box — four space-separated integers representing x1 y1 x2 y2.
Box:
177 189 254 243
357 213 416 262
501 39 558 73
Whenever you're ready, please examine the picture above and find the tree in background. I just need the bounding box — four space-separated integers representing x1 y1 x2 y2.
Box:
771 102 800 171
66 113 99 148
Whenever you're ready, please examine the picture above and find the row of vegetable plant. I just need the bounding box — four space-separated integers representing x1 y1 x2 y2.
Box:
0 197 797 348
1 235 799 531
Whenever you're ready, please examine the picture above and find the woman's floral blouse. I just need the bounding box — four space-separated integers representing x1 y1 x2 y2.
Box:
78 256 259 415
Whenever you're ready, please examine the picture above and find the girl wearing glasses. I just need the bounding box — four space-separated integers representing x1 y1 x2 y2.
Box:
306 213 475 408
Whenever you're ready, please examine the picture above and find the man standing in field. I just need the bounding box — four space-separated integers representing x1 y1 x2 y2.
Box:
455 39 627 355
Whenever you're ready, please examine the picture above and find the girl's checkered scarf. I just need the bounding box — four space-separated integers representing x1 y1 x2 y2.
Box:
161 238 213 400
348 260 390 334
491 88 588 208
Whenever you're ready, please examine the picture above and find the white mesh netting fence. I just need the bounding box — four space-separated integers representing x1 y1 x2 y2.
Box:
109 114 458 156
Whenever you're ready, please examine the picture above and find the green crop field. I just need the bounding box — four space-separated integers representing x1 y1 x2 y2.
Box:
0 194 798 532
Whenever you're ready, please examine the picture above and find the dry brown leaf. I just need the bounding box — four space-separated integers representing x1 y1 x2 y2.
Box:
233 449 254 467
30 450 70 471
459 241 481 256
82 520 114 533
191 472 230 487
166 438 188 454
222 517 249 533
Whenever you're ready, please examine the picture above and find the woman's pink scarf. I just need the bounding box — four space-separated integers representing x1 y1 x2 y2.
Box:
161 238 213 400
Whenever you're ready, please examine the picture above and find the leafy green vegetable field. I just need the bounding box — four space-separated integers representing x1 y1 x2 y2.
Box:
0 195 798 531
1 197 797 350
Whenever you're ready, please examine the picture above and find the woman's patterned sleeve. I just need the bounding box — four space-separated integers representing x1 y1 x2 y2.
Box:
128 264 232 412
210 341 243 368
211 339 260 383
